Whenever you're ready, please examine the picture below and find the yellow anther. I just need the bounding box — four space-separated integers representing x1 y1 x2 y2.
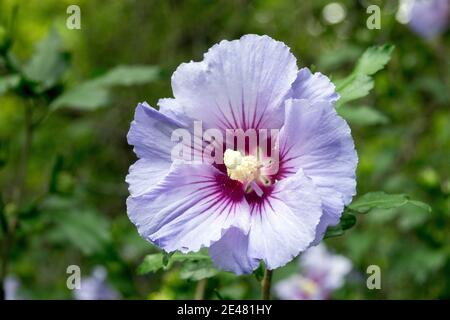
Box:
224 149 260 182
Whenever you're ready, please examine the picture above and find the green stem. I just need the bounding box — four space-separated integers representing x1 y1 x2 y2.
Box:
194 278 207 300
261 269 273 300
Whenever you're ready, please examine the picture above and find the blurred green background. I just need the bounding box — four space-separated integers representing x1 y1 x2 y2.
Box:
0 0 449 299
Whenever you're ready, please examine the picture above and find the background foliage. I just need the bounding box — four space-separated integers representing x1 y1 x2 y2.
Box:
0 0 449 299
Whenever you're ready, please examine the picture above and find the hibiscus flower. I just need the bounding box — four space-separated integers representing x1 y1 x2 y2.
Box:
275 244 352 300
126 34 357 275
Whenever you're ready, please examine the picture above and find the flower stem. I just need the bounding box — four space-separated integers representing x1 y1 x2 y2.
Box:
194 278 207 300
261 269 273 300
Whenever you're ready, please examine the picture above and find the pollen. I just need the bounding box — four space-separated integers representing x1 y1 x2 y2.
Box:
224 149 260 183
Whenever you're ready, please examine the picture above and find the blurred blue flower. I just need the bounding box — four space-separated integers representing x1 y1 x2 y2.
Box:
126 34 357 275
275 244 352 300
74 266 120 300
4 275 22 300
408 0 450 38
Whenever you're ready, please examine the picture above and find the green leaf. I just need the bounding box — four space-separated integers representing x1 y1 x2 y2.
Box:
324 213 357 239
338 105 389 126
336 74 374 106
137 251 211 275
396 246 447 283
50 65 160 111
408 200 432 213
398 206 430 231
335 44 394 106
180 260 220 280
0 25 8 50
252 263 264 282
163 251 173 267
48 155 64 193
47 208 111 255
349 192 409 213
90 65 160 87
137 253 164 274
0 74 19 95
413 77 450 104
170 251 211 263
339 213 357 229
22 29 69 92
348 192 431 214
355 44 395 76
318 45 362 71
213 289 225 300
324 191 429 239
50 82 110 111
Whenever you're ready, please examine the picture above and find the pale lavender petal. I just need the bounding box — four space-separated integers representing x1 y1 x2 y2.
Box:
247 169 323 270
300 244 352 290
127 163 251 253
275 274 303 300
275 245 351 300
171 34 298 130
311 188 346 245
278 99 357 243
324 255 352 289
291 68 339 105
126 158 171 197
157 98 192 127
74 266 120 300
275 274 327 300
209 227 259 275
126 102 200 196
127 102 186 160
311 215 337 246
